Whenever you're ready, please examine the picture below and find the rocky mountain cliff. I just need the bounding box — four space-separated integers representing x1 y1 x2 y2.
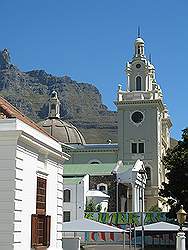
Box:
0 49 118 143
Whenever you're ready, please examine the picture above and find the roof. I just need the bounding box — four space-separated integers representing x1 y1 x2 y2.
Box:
64 177 83 185
62 218 127 232
135 222 188 232
86 190 110 198
38 118 86 144
63 163 134 176
0 96 58 142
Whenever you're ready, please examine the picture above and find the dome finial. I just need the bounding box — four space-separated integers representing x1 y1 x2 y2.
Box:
48 90 60 119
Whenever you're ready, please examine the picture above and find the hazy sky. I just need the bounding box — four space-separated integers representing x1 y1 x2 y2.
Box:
0 0 187 139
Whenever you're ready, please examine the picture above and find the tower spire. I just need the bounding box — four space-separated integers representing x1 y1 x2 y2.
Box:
149 53 152 63
137 26 141 38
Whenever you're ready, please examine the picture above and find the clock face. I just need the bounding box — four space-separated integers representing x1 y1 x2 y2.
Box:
136 64 141 69
131 111 144 123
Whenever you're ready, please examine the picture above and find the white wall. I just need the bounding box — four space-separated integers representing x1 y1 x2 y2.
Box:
0 118 67 250
63 175 89 221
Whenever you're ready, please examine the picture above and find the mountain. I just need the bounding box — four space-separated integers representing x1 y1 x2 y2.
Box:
0 49 118 143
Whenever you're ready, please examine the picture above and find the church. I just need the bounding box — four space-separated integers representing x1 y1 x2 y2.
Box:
39 35 172 213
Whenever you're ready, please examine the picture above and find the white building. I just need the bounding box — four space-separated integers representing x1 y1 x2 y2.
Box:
63 175 89 222
63 159 147 217
63 174 110 222
0 97 70 250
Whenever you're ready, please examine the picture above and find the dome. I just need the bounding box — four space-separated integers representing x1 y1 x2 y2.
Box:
39 118 86 144
38 91 86 144
135 37 144 45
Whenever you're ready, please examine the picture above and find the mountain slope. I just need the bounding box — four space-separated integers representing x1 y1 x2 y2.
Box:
0 49 118 143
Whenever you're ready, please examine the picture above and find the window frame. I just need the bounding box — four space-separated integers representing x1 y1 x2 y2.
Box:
131 141 145 154
63 211 71 222
63 189 71 203
97 183 108 193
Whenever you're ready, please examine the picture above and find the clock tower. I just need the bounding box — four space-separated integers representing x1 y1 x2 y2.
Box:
115 35 172 210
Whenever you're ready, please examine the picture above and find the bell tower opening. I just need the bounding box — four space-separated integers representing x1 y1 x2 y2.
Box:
136 76 142 91
48 91 60 119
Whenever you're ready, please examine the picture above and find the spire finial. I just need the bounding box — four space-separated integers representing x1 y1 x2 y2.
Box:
149 53 152 63
137 26 141 38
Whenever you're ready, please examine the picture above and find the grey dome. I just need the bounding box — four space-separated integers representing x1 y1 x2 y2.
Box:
39 118 86 144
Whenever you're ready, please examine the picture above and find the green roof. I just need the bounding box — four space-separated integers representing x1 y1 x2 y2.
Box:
64 177 83 185
64 163 133 176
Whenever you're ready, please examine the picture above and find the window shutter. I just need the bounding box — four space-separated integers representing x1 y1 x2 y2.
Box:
31 214 38 247
45 215 51 247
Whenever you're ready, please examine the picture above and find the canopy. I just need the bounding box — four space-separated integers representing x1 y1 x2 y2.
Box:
62 218 127 233
86 190 110 198
135 222 188 232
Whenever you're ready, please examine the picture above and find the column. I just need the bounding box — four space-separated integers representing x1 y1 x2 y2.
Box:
132 185 137 212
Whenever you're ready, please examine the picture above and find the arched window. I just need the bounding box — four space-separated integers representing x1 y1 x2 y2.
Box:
88 159 102 164
97 183 108 193
136 76 142 91
145 167 151 186
63 189 71 202
51 104 56 110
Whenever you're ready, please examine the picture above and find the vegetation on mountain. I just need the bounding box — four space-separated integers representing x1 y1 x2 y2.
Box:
0 49 117 143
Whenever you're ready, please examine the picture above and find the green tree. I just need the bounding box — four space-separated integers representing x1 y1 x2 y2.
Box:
159 128 188 217
85 199 96 212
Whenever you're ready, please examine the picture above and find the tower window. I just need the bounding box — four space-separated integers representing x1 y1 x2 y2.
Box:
131 142 145 154
51 104 56 110
136 76 142 91
139 143 144 153
132 143 137 153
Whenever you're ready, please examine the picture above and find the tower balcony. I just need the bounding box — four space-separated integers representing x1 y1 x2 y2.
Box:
117 90 162 102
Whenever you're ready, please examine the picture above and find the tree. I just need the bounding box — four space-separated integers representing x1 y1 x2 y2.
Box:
159 128 188 217
85 199 102 212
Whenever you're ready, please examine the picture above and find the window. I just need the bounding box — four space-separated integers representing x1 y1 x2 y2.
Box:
63 211 70 222
51 104 56 110
131 142 145 154
88 159 102 164
31 214 51 248
36 177 46 215
139 143 144 153
97 183 108 193
131 111 144 124
132 143 137 153
136 76 142 91
145 167 151 186
99 186 106 192
63 189 71 202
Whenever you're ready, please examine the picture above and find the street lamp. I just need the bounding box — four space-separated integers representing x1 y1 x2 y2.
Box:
138 168 146 250
116 177 120 212
176 205 187 250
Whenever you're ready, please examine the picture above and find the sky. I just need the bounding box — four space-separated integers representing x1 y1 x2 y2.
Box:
0 0 187 140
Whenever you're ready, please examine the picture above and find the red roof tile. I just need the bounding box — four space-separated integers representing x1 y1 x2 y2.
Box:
0 96 59 142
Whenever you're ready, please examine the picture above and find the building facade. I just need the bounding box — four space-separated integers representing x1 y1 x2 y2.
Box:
0 97 70 250
40 35 172 212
